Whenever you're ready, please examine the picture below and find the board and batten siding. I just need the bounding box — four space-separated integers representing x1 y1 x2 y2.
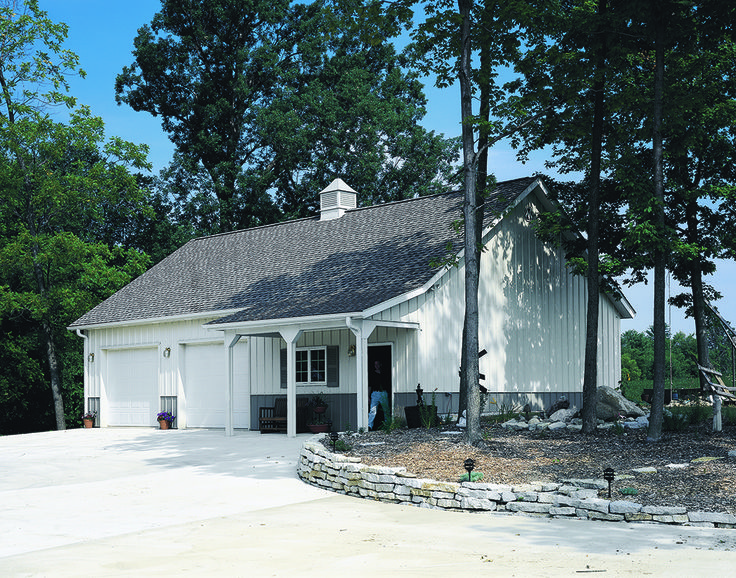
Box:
370 194 623 408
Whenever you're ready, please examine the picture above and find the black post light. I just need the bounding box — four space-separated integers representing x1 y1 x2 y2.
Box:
329 430 339 452
464 458 476 482
416 384 424 406
603 467 615 498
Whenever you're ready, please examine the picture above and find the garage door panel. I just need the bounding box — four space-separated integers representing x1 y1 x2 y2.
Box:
184 342 249 429
106 348 158 426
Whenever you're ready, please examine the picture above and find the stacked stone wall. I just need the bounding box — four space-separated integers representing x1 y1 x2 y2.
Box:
298 439 736 529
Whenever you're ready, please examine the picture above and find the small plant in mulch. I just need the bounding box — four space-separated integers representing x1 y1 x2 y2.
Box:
459 471 484 483
620 487 639 496
333 438 352 452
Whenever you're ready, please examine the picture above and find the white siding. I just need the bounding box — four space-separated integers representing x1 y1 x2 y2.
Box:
372 194 624 401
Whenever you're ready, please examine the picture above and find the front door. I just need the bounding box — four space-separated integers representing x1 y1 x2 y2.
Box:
368 345 392 430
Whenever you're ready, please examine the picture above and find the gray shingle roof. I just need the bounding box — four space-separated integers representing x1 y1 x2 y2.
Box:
70 177 537 328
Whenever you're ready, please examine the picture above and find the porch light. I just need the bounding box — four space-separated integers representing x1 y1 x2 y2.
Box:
348 345 356 357
88 353 94 363
464 458 476 480
416 384 424 405
603 467 615 498
163 347 171 358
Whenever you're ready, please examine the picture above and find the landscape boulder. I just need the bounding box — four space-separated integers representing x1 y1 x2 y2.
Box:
549 407 578 423
545 396 569 417
596 386 646 421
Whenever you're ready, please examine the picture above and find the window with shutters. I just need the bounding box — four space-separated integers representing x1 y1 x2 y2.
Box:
281 345 338 389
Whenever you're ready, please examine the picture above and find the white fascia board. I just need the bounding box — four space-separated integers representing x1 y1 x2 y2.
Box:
204 312 364 334
67 308 245 332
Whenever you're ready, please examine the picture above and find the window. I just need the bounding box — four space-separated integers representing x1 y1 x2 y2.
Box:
296 347 326 385
281 345 338 389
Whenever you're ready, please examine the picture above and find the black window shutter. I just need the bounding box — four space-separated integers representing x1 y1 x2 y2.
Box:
280 348 287 389
326 346 339 388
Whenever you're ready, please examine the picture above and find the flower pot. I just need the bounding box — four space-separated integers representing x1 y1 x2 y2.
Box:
308 423 330 433
159 420 170 430
83 418 94 429
312 405 327 415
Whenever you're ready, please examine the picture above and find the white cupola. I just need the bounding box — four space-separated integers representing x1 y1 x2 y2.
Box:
319 178 357 221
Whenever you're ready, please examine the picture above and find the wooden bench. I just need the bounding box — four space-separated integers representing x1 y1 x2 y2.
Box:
259 397 287 433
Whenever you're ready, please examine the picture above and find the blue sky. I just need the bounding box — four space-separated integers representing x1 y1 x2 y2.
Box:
40 0 736 337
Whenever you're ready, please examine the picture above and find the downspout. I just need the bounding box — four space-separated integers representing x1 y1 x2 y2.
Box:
76 329 90 416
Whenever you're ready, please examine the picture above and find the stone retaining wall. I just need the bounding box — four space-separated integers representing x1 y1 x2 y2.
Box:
297 439 736 529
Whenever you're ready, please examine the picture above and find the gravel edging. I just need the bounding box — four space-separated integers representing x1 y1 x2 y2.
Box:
297 437 736 529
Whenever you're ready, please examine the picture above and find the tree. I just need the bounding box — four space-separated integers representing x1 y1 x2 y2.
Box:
0 1 151 431
408 0 525 440
504 0 636 433
117 0 460 233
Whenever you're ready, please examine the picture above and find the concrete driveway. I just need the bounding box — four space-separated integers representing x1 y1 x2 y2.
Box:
2 428 736 577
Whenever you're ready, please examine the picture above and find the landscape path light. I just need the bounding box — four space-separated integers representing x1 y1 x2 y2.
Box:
603 467 615 498
464 458 476 482
329 431 339 452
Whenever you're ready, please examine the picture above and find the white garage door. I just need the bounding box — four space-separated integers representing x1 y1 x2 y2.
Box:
106 347 158 426
184 342 249 428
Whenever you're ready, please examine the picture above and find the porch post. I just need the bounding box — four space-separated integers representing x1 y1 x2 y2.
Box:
279 327 302 438
224 331 241 436
348 319 376 431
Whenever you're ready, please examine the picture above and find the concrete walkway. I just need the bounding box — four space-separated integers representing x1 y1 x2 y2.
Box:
2 428 736 576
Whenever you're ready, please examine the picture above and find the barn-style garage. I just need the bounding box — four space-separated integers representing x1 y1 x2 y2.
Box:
70 177 634 435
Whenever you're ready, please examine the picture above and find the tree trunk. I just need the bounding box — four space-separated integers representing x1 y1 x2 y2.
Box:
458 0 481 444
30 247 67 430
581 0 608 434
685 196 710 390
647 11 666 442
458 41 491 423
42 322 67 430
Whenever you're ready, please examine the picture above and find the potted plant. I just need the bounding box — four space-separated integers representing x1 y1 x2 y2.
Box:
82 411 96 428
307 394 329 433
309 393 328 414
156 411 175 430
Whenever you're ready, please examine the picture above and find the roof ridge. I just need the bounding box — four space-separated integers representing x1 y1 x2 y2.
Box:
188 177 538 243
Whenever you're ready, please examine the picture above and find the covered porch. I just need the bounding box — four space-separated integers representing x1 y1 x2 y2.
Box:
211 314 420 437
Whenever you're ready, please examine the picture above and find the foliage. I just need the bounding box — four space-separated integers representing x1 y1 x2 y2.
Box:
419 389 439 429
380 403 405 432
621 327 700 382
333 438 352 452
116 0 460 234
156 411 175 423
661 405 712 433
0 1 154 433
459 471 483 483
308 394 328 408
619 487 638 496
82 411 96 420
624 378 701 404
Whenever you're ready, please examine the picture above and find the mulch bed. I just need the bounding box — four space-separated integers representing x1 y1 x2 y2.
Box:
331 423 736 514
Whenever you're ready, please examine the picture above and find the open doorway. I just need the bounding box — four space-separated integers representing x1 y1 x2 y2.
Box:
368 345 392 430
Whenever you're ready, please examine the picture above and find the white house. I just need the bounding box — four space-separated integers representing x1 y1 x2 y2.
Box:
69 177 634 436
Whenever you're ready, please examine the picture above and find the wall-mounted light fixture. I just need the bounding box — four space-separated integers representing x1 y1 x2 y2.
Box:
348 345 356 357
88 353 95 363
163 347 171 358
